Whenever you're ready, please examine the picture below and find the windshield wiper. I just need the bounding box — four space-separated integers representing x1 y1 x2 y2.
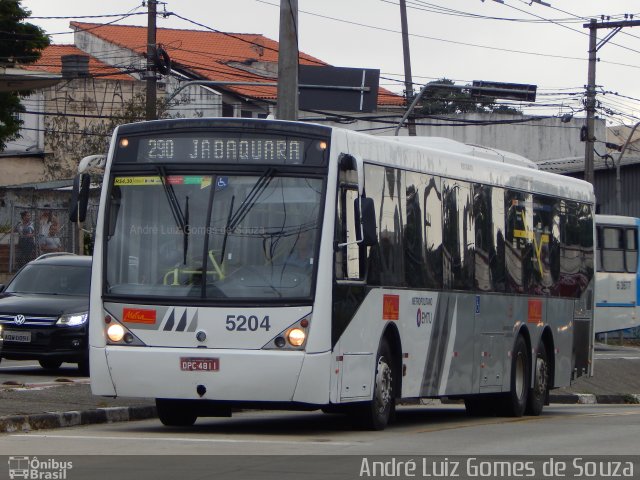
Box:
226 167 276 232
156 166 189 263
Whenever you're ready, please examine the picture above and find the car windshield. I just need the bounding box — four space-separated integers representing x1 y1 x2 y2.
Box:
105 172 323 301
7 264 91 296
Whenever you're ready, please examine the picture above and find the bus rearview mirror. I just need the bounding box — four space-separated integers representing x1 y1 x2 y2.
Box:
355 196 377 247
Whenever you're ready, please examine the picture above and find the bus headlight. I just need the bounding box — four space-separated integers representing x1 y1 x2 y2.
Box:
287 328 306 347
262 314 311 350
56 312 88 327
107 324 125 342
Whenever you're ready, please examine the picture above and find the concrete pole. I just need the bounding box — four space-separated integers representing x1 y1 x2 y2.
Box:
399 0 416 136
584 19 597 185
146 0 157 121
276 0 298 120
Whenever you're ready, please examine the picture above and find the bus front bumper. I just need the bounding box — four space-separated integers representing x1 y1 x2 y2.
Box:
90 346 331 404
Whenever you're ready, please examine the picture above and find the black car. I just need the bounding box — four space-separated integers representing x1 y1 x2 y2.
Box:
0 253 92 374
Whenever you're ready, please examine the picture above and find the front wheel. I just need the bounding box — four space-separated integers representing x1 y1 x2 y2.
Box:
499 335 530 417
39 359 62 370
526 341 549 416
352 339 395 430
156 399 198 427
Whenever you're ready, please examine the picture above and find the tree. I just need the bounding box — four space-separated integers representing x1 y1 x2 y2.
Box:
0 0 50 151
419 78 520 116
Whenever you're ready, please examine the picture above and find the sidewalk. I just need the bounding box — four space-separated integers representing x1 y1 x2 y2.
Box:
1 344 638 433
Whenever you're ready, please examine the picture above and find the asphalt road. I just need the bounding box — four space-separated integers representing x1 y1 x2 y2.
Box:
2 403 639 455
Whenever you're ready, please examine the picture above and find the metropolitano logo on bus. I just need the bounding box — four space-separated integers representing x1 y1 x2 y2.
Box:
7 456 72 479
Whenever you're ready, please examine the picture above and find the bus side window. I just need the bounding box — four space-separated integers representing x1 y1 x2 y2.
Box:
601 227 624 272
626 228 638 273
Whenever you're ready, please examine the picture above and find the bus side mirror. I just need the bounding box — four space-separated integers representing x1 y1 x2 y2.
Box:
355 196 377 247
69 174 90 223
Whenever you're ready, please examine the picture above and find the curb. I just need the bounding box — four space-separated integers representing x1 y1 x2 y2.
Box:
550 393 640 405
0 405 157 433
1 395 638 433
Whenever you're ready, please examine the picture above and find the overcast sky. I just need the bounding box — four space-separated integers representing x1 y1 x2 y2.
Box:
20 0 640 124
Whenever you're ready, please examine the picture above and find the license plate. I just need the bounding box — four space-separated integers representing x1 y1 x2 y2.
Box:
180 357 219 372
4 330 31 343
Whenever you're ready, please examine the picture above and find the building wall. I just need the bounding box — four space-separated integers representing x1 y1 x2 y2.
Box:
570 163 640 217
0 157 45 187
42 77 146 179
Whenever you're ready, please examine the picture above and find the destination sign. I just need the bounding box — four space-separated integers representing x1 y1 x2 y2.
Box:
114 132 329 165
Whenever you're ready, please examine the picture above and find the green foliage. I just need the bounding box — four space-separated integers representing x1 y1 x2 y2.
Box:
420 78 520 116
0 91 25 151
0 0 50 64
0 0 50 152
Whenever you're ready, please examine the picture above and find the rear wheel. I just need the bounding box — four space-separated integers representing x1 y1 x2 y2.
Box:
499 335 530 417
352 339 395 430
526 341 549 416
156 399 198 426
39 359 62 370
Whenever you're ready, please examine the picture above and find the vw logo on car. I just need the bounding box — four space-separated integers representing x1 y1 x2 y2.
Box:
13 314 26 325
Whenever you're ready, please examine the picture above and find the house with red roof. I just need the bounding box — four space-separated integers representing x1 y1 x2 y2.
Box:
1 22 403 188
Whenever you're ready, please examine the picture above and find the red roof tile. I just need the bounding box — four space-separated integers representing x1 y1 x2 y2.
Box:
22 44 133 81
70 22 404 106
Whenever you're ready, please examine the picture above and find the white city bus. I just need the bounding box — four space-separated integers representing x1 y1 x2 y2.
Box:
80 118 595 430
595 214 640 334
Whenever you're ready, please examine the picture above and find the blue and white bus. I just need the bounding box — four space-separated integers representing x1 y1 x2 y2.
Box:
78 118 595 430
595 214 640 334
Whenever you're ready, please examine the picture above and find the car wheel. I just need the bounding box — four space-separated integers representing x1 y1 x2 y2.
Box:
39 359 63 370
78 359 90 377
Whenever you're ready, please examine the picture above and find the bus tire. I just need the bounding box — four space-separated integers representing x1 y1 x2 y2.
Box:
156 399 197 426
353 339 395 430
500 335 530 417
526 341 549 416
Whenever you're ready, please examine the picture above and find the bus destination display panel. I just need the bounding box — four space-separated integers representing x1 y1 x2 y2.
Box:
114 132 329 165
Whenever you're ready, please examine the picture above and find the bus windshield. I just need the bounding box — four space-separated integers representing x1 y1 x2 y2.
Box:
105 172 323 301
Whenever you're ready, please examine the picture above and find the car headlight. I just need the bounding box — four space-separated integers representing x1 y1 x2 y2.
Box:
56 312 88 327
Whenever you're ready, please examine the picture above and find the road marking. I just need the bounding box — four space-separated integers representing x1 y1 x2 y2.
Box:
585 411 640 418
595 356 640 360
11 434 365 447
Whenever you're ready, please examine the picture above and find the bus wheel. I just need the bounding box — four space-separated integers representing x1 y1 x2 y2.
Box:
499 335 530 417
526 341 549 416
156 399 197 426
353 339 395 430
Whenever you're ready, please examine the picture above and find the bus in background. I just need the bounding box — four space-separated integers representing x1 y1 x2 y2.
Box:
73 118 595 430
595 214 640 334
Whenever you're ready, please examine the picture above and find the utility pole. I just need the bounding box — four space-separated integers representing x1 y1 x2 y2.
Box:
583 17 640 185
399 0 416 136
276 0 298 120
146 0 157 121
584 19 597 185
